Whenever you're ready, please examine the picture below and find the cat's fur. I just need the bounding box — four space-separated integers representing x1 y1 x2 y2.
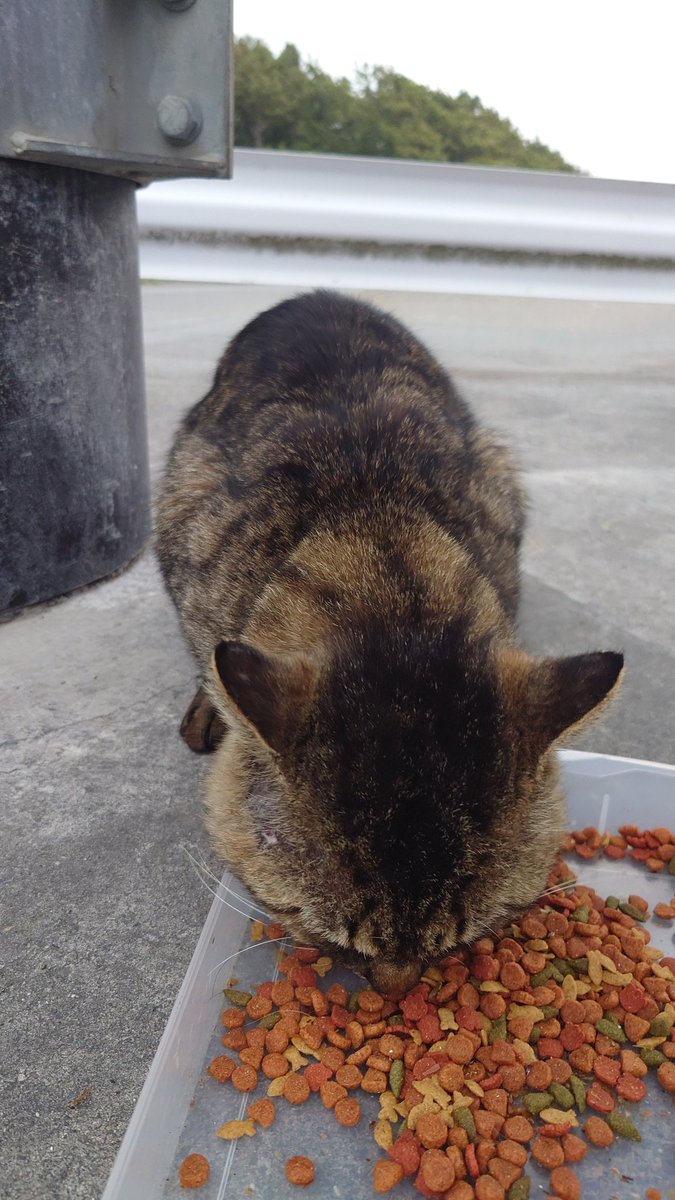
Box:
156 290 623 995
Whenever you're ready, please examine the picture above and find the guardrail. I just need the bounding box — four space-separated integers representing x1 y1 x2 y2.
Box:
136 148 675 300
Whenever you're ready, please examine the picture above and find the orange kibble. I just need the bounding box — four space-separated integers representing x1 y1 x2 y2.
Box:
285 1155 315 1187
416 1112 448 1149
271 979 294 1006
207 1054 235 1083
262 1052 290 1079
178 1153 210 1190
346 1020 364 1049
500 961 528 990
246 994 273 1020
231 1064 258 1092
248 1098 276 1128
532 1136 565 1169
239 1046 264 1071
502 1116 533 1144
585 1116 614 1147
439 1062 466 1091
447 1035 475 1064
549 1165 581 1200
359 989 385 1012
373 1159 405 1193
496 1138 528 1167
222 1028 247 1051
420 1148 456 1193
266 1025 290 1054
320 1079 348 1109
319 1045 345 1071
475 1177 505 1200
335 1064 363 1089
561 1134 587 1163
283 1072 311 1104
221 1007 245 1029
379 1034 405 1059
334 1097 361 1126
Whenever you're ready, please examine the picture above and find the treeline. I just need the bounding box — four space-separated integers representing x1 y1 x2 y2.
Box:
234 38 578 173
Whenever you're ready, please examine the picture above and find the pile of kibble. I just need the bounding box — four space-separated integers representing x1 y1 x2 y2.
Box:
178 824 675 1197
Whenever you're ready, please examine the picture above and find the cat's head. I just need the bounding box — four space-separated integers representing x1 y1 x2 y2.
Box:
206 622 622 995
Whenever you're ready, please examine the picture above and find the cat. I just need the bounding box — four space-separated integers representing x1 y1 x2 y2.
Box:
156 290 623 996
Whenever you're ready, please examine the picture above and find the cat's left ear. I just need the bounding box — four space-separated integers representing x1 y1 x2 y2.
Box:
211 640 317 754
497 645 624 748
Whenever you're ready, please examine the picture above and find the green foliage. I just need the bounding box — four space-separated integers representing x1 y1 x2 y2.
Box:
234 38 579 172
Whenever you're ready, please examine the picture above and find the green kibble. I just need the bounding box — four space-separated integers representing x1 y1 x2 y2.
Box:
508 1177 531 1200
569 1074 587 1113
387 1013 405 1026
541 1005 559 1020
529 1026 541 1043
348 991 361 1012
571 904 590 923
606 895 621 909
550 1082 575 1110
618 901 648 922
530 965 555 987
649 1014 674 1037
596 1018 627 1043
569 956 589 976
389 1058 405 1099
668 856 675 876
607 1111 642 1141
223 988 253 1007
523 1091 553 1115
257 1010 281 1029
488 1016 507 1043
641 1048 666 1068
453 1105 477 1142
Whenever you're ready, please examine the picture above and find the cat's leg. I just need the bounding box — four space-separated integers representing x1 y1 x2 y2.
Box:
180 686 227 753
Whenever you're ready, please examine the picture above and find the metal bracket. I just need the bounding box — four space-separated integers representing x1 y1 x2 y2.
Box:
0 0 232 183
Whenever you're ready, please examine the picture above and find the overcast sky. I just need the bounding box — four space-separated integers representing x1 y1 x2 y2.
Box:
234 0 675 184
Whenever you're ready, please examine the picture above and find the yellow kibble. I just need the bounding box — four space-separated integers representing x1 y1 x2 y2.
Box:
374 1118 394 1150
538 1108 579 1127
291 1036 321 1059
216 1118 256 1139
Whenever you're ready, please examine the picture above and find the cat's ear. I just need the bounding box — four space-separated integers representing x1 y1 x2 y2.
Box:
211 640 317 754
498 646 624 747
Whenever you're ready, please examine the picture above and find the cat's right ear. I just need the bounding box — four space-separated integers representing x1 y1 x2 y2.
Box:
211 640 317 755
498 645 624 748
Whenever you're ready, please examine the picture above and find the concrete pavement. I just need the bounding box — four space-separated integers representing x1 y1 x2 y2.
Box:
1 283 674 1198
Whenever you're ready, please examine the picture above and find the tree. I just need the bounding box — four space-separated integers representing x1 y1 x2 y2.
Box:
234 38 580 173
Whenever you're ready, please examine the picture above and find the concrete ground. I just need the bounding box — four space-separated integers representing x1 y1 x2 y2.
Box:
2 283 674 1199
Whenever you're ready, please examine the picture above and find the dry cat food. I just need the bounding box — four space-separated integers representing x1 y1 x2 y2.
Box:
178 1153 211 1189
189 824 675 1193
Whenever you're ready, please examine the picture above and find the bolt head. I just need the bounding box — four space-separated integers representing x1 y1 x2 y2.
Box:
157 95 202 146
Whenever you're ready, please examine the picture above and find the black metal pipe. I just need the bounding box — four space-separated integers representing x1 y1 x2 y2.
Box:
0 159 151 612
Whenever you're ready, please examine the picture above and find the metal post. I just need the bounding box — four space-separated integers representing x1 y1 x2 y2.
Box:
0 0 232 612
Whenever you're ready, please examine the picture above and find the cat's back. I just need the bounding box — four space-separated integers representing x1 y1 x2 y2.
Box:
157 292 524 662
183 289 471 441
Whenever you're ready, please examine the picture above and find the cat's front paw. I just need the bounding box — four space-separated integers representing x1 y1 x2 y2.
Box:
180 687 227 753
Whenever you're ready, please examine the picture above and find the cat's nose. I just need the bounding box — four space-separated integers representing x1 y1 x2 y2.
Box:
368 958 422 999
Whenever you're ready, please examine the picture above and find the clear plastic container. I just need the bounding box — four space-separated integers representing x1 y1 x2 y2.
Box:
103 750 675 1200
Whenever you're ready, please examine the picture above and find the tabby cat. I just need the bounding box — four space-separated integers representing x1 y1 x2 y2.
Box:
156 290 622 995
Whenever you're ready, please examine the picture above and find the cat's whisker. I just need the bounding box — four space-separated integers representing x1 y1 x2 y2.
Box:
539 880 577 898
209 937 291 979
184 850 273 924
185 848 272 918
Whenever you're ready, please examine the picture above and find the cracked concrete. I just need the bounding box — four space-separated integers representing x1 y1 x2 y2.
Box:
1 283 674 1198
